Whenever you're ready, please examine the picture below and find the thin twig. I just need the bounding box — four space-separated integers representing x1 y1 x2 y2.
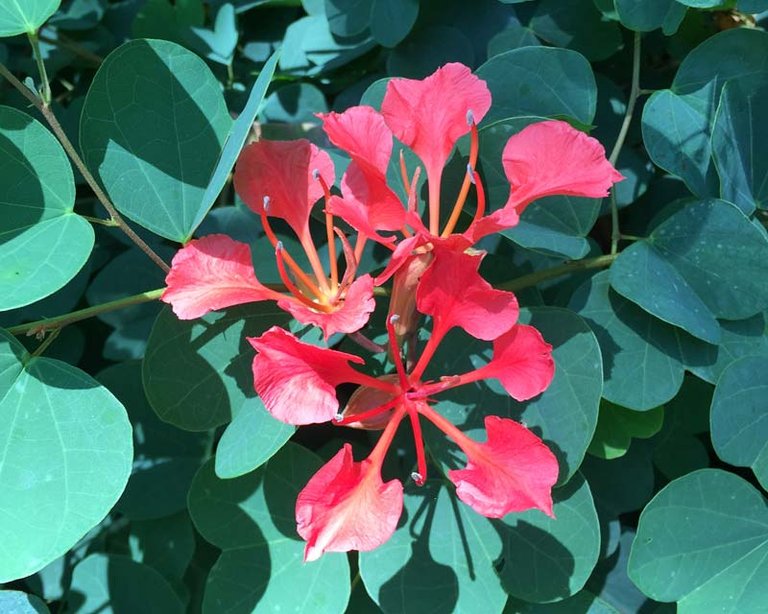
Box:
38 30 103 66
0 61 171 273
499 254 617 292
608 31 642 256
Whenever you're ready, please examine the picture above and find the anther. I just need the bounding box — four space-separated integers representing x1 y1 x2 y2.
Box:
312 168 320 181
466 164 476 185
333 412 344 422
411 472 425 486
275 240 283 252
389 314 400 325
263 195 271 211
466 109 475 126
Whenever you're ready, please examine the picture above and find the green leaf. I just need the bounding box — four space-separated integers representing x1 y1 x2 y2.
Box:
69 554 185 614
0 330 132 583
711 355 768 490
614 0 686 33
188 445 351 613
0 106 93 311
588 401 664 460
48 0 106 31
712 82 768 212
529 0 622 61
132 0 204 44
325 0 371 37
129 513 196 601
98 362 209 520
261 81 327 124
477 47 597 126
188 2 238 64
505 590 620 613
487 23 540 56
215 396 295 478
641 90 719 199
498 473 600 603
0 591 49 614
610 199 768 344
628 469 768 612
360 480 505 614
197 50 279 227
478 119 600 259
571 271 685 410
370 0 418 47
142 304 289 432
80 39 232 242
386 25 474 79
429 307 602 486
0 0 60 36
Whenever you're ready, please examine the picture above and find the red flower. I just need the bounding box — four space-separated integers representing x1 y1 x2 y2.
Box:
161 139 376 339
249 256 558 559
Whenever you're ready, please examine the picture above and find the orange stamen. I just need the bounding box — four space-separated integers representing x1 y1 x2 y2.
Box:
275 243 333 312
441 118 479 237
315 172 339 290
399 149 410 195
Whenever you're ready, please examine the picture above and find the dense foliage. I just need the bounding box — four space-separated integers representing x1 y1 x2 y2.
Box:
1 0 767 613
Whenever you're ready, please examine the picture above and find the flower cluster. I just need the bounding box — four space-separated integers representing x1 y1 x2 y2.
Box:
162 63 622 560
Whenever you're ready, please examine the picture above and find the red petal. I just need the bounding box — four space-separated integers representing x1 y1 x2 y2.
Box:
278 274 376 339
161 234 278 319
320 108 406 241
382 63 491 184
248 327 365 425
416 246 518 341
233 139 335 241
296 444 403 561
373 234 428 286
449 416 558 518
503 120 623 212
472 324 555 401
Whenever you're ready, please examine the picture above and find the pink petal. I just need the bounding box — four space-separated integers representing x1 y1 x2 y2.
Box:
248 327 366 425
381 63 491 185
502 120 623 212
161 234 278 319
320 108 406 241
471 324 555 401
296 444 403 561
233 139 335 242
449 416 558 518
416 246 519 341
278 274 376 340
373 234 428 286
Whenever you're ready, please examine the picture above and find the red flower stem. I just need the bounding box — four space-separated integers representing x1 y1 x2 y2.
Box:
260 211 324 299
406 402 428 485
441 122 479 237
387 315 410 390
409 325 446 383
316 175 339 289
417 403 480 458
368 405 407 467
334 397 400 426
275 245 333 312
399 150 411 195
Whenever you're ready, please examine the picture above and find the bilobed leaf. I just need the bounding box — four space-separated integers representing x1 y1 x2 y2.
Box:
587 401 664 460
498 473 600 603
98 362 209 520
0 106 93 311
0 0 60 36
325 0 370 37
142 304 289 432
613 0 686 34
477 47 597 126
0 330 132 583
360 481 506 614
505 590 619 613
628 469 768 612
188 445 351 613
710 355 768 490
571 271 685 410
68 554 185 614
80 39 232 242
610 199 768 344
370 0 418 47
712 81 768 212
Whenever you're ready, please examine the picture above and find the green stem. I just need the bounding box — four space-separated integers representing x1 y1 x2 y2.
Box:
38 30 103 66
608 31 642 256
7 289 166 337
81 215 119 227
499 254 617 292
30 328 61 359
27 32 51 105
0 62 171 273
